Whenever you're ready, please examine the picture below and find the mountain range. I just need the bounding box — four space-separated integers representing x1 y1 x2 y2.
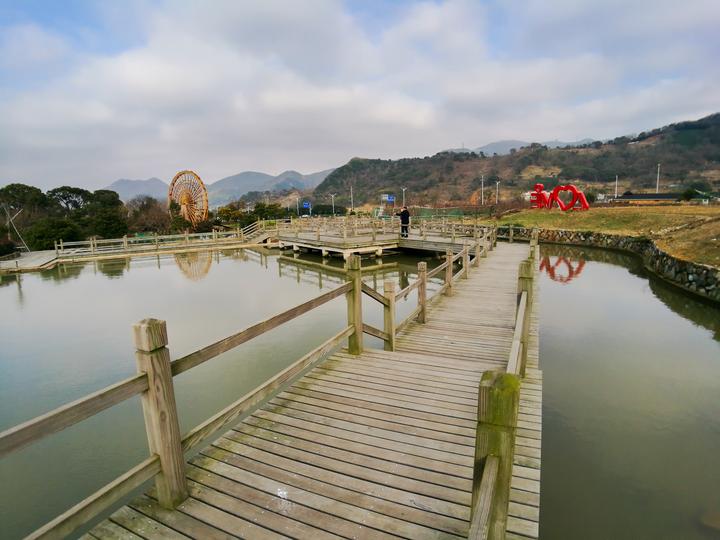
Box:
446 138 595 156
315 113 720 205
106 168 335 206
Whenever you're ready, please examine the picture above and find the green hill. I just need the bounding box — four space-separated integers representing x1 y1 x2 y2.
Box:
315 113 720 205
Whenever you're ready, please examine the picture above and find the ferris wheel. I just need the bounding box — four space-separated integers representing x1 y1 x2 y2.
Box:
168 170 209 226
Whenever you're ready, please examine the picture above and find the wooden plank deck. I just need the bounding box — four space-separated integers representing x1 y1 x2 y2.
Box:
88 242 539 540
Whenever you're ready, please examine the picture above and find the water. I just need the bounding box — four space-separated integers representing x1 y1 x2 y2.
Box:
539 244 720 539
2 245 719 539
0 248 444 539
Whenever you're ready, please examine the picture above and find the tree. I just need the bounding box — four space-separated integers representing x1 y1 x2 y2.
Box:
25 217 83 250
126 196 170 233
47 186 93 213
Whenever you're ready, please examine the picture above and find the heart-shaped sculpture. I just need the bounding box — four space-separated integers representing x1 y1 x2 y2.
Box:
549 185 581 211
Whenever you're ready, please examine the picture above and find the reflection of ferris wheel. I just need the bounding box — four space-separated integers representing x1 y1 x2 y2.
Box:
174 251 212 281
168 170 208 226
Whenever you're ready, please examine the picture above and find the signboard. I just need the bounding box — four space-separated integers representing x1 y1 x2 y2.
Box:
302 201 310 208
381 194 395 203
387 195 395 203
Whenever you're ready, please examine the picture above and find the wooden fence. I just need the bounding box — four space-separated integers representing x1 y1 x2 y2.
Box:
0 227 497 540
468 229 539 540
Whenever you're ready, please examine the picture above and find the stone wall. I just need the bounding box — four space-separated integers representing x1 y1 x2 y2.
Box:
497 225 720 303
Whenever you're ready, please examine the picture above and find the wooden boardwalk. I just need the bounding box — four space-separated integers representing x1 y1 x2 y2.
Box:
83 243 540 540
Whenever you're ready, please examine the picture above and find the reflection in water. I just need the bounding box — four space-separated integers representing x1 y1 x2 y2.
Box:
540 255 586 284
174 251 213 281
542 243 720 341
539 243 720 540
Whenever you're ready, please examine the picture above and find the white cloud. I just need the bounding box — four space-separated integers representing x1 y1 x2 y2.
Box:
0 0 718 189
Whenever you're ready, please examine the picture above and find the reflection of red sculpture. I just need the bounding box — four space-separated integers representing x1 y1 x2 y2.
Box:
530 183 590 211
540 255 586 284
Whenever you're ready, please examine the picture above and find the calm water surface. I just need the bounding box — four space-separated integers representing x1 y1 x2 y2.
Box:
2 245 720 539
0 248 443 539
539 244 720 539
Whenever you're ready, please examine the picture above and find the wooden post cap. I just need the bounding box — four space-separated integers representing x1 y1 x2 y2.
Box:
133 319 169 352
384 280 396 294
418 261 427 272
478 370 520 427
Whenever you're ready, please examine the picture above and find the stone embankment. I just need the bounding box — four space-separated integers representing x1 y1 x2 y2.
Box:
498 226 720 303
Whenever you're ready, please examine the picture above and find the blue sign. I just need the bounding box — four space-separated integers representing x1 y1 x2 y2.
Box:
302 201 310 208
387 195 395 203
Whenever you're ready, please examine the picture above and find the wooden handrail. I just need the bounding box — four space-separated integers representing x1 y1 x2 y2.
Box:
181 325 353 454
26 456 161 540
362 323 390 341
395 278 421 301
361 282 390 306
468 455 499 539
0 373 149 459
171 282 351 376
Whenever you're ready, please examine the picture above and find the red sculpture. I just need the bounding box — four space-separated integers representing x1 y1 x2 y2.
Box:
530 183 590 211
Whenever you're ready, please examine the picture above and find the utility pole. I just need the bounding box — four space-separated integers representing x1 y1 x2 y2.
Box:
496 180 500 204
615 174 618 198
402 187 407 206
481 174 485 205
656 163 660 194
330 193 336 216
350 185 354 212
295 196 299 216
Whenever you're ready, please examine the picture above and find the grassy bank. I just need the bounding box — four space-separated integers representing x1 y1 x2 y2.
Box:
492 206 720 267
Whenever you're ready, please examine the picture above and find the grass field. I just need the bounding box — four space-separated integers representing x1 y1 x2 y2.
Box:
490 205 720 267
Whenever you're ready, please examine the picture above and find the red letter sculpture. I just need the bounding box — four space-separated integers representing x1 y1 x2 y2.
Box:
531 182 589 211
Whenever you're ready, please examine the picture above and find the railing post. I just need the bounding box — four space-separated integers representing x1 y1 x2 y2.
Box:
473 370 520 539
474 241 481 267
383 280 396 351
346 255 363 355
59 238 64 254
54 240 59 256
417 262 427 323
509 225 514 243
463 245 470 278
123 235 128 251
444 249 454 296
517 259 534 374
133 319 188 508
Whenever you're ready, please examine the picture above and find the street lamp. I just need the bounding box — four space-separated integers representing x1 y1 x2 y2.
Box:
350 185 354 212
295 196 299 216
656 163 661 194
330 193 336 216
481 174 484 205
401 187 407 207
496 180 500 204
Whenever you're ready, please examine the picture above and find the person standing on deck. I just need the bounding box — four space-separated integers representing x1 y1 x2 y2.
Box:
396 206 410 238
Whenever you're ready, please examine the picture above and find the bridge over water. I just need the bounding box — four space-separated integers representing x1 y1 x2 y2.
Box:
0 226 542 540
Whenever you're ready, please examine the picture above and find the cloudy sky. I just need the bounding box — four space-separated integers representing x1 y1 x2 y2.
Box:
1 0 719 190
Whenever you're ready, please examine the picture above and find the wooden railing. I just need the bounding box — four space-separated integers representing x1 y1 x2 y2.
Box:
358 227 497 352
0 275 354 538
0 228 497 540
469 229 539 540
54 220 283 257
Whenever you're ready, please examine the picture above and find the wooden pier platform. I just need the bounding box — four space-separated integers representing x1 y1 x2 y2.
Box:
82 243 541 540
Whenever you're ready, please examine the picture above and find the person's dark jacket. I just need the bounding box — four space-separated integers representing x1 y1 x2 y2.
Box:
398 209 410 225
